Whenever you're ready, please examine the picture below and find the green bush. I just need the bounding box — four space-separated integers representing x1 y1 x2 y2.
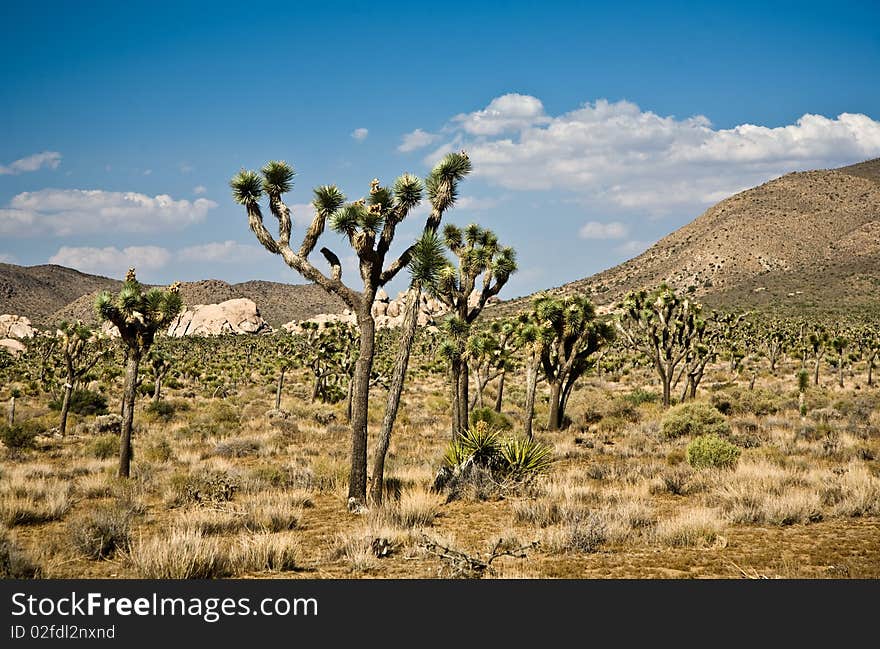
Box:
710 387 779 417
88 434 120 460
622 388 660 406
686 434 741 469
469 407 513 431
49 389 108 416
145 400 175 421
661 402 730 440
137 382 156 398
0 421 44 450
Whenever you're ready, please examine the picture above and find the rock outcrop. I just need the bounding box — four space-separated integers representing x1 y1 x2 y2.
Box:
282 290 455 333
0 338 26 356
0 315 35 339
167 298 272 337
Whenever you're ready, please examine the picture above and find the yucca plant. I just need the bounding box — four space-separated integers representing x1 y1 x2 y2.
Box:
499 436 553 480
95 268 183 478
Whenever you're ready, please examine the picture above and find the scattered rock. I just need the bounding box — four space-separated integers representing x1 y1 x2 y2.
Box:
0 339 26 356
0 315 35 339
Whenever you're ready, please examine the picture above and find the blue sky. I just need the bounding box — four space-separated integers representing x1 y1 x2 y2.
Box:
2 0 879 301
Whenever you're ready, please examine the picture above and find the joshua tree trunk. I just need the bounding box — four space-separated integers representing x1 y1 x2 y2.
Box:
449 357 463 439
152 377 162 403
494 369 506 413
345 379 353 423
457 362 470 433
59 382 73 436
547 380 562 431
275 366 286 410
8 396 15 425
524 362 539 440
119 348 141 479
370 286 419 505
814 357 821 386
838 355 844 388
348 305 376 509
868 354 875 387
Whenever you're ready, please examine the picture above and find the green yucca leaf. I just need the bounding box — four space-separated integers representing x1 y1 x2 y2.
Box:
261 160 295 195
431 151 472 182
499 437 553 478
230 169 264 205
330 204 362 235
312 185 346 216
393 173 423 211
409 231 448 288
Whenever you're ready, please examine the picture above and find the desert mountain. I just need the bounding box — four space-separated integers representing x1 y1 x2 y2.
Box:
493 158 880 318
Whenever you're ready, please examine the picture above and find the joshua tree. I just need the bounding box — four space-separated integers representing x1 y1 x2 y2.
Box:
533 294 613 430
147 348 172 403
760 327 786 373
434 223 517 436
231 153 471 510
830 335 849 389
857 328 880 387
808 328 830 386
615 284 706 408
516 317 551 439
95 269 183 478
56 321 109 435
370 232 448 505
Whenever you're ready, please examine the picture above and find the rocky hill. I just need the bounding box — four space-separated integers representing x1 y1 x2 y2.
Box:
491 158 880 318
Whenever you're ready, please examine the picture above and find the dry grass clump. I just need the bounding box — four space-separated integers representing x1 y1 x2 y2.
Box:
0 523 42 578
653 507 724 547
373 488 440 529
543 512 608 554
128 528 299 578
828 463 880 517
0 468 71 526
242 491 304 532
331 533 378 573
68 505 132 559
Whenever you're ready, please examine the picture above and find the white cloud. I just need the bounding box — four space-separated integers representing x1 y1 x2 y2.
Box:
179 240 263 263
351 128 369 141
49 245 171 278
452 196 501 212
0 189 217 236
0 253 17 264
579 220 628 239
414 95 880 214
452 93 550 136
193 185 207 195
0 151 62 175
398 128 439 152
143 169 152 176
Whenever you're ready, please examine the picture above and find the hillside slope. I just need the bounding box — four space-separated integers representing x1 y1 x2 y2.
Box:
493 158 880 317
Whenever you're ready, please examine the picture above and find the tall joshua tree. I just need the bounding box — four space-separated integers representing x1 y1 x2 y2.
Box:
147 348 172 403
615 284 706 408
534 294 613 430
435 223 517 436
56 321 109 436
95 269 183 478
231 153 471 510
370 232 447 505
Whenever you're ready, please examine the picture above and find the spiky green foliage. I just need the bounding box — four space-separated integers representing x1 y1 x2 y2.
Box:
230 170 264 206
261 161 295 195
499 437 553 479
94 271 183 352
312 185 346 216
392 173 423 213
409 231 448 289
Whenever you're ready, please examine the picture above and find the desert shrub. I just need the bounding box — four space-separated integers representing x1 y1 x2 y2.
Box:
0 524 41 578
622 388 660 407
0 421 44 451
169 470 239 506
513 500 561 527
654 508 723 547
69 506 131 559
545 513 607 553
710 387 780 417
661 402 730 440
144 400 175 421
439 422 553 494
469 407 513 431
499 437 553 480
88 434 120 460
137 382 156 398
49 389 108 416
686 434 741 469
143 439 173 463
213 439 260 458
